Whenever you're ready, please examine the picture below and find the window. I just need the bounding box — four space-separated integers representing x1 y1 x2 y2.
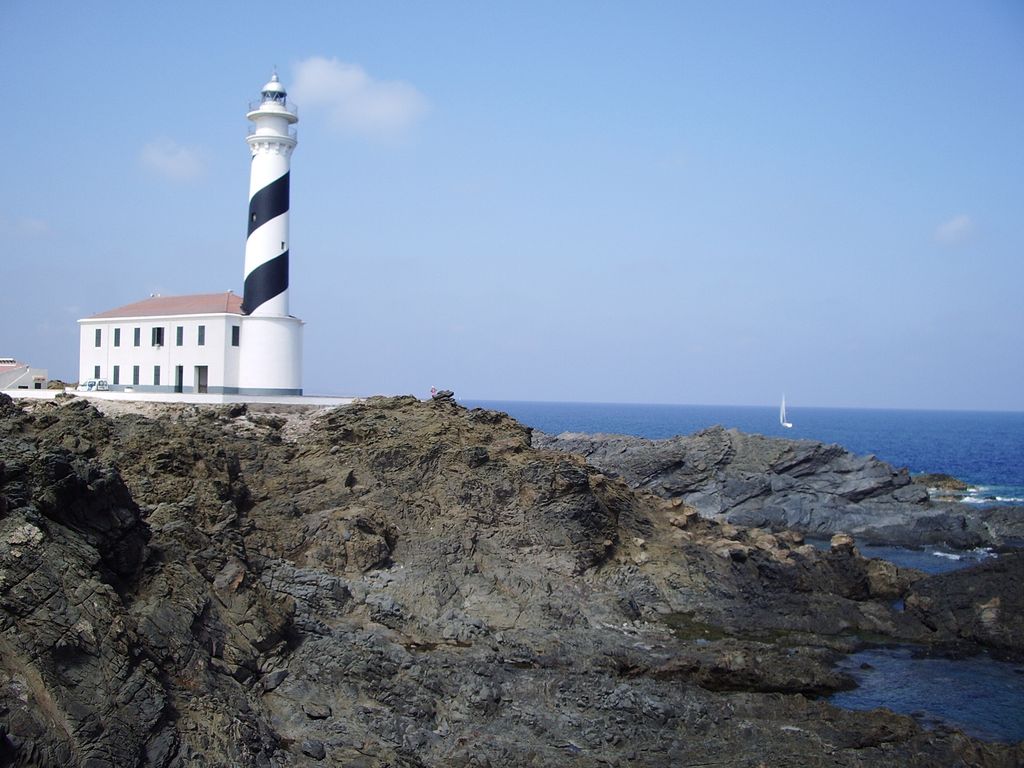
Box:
176 326 184 346
112 365 120 385
197 325 206 346
94 328 102 347
132 366 140 385
133 328 141 347
152 327 165 347
114 328 121 347
153 365 161 386
93 365 100 379
231 325 240 346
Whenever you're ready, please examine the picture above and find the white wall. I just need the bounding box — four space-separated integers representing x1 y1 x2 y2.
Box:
237 315 303 395
78 313 242 392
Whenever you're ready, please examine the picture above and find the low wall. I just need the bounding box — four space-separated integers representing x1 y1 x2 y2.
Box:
7 388 357 407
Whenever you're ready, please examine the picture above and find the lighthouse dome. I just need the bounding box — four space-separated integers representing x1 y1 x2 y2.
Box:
261 73 287 101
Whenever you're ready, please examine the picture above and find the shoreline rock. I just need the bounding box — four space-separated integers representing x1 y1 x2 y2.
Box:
913 472 971 492
1 394 1022 765
534 427 1024 549
904 551 1024 660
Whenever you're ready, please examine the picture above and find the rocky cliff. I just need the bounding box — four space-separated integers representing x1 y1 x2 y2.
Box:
534 427 1024 548
1 394 1021 766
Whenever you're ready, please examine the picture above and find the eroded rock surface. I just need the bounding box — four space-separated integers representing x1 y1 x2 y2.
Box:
1 393 1021 766
905 551 1024 657
535 427 1024 548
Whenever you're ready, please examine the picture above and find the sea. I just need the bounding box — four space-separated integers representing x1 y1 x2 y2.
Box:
463 401 1024 507
464 400 1024 742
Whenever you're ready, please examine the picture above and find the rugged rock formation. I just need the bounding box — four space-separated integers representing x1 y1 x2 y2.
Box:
535 427 1024 548
905 552 1024 658
913 472 970 492
1 393 1021 766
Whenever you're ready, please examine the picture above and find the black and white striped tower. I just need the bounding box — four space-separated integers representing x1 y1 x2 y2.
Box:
238 73 303 395
243 72 296 315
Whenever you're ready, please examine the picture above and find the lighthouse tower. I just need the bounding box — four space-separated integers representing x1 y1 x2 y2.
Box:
238 73 303 395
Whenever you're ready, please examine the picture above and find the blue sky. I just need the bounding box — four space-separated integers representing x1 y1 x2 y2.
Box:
3 1 1022 409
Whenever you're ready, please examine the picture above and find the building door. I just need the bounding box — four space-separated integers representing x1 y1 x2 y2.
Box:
194 366 208 394
174 365 184 393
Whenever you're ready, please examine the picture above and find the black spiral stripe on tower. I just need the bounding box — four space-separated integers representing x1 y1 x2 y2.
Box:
242 251 289 314
247 171 290 236
243 171 290 314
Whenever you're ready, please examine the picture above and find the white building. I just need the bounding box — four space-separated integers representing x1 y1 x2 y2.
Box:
77 74 303 396
78 293 244 394
0 358 48 391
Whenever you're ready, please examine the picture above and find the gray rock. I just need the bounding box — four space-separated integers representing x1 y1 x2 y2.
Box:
905 551 1024 656
300 738 326 759
1 395 1020 767
262 669 288 691
302 702 331 719
535 426 1017 549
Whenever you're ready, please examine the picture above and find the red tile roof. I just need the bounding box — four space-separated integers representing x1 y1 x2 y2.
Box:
87 292 244 319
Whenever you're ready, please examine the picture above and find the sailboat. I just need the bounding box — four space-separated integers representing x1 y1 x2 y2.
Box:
780 395 793 429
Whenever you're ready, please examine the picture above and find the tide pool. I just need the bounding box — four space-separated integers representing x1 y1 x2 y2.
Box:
831 647 1024 743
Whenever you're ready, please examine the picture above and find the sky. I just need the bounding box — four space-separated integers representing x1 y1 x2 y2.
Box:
2 1 1023 410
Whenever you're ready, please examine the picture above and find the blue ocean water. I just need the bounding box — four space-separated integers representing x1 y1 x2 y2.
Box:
464 401 1024 505
831 648 1024 743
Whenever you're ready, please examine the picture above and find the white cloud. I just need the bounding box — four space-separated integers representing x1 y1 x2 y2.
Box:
291 56 428 139
18 217 49 235
139 138 206 181
0 216 50 236
934 214 974 245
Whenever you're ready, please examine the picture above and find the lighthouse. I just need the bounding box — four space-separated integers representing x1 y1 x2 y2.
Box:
238 73 303 395
77 73 308 398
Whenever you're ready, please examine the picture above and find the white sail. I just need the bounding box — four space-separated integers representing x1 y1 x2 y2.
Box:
780 395 793 429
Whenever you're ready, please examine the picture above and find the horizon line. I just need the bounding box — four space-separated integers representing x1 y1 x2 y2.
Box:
457 397 1024 415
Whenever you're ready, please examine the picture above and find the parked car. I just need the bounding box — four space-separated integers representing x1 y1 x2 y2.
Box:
76 379 109 392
